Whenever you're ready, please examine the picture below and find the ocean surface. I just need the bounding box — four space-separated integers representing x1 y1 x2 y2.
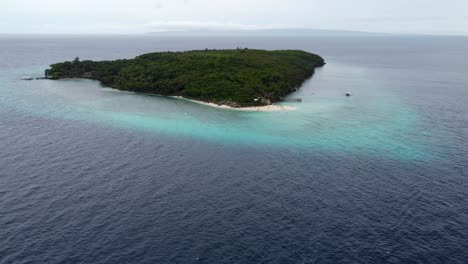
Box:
0 35 467 264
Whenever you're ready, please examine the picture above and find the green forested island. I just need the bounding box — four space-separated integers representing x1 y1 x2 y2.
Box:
45 49 325 107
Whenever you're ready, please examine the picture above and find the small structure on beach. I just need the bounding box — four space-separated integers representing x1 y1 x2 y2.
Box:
284 98 303 102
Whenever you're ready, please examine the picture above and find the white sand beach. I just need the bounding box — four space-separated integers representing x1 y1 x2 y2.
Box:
172 96 296 112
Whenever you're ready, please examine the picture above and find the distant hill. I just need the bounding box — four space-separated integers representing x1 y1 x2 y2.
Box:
45 49 325 107
146 28 385 37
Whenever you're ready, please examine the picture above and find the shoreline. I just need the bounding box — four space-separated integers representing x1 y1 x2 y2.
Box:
172 96 296 112
46 78 297 112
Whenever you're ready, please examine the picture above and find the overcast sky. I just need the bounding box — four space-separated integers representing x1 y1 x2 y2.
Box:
1 0 467 35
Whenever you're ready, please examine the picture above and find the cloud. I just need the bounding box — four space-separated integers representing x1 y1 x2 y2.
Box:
1 0 468 35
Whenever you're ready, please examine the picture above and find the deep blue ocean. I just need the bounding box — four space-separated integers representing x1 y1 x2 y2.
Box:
0 35 467 264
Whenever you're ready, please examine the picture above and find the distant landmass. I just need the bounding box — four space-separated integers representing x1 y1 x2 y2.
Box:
146 28 385 37
45 49 325 107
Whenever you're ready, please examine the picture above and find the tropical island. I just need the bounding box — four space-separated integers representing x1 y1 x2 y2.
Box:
45 49 325 108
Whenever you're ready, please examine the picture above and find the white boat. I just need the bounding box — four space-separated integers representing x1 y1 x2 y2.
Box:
21 76 33 80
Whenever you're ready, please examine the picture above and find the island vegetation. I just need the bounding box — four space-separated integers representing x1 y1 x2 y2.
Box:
45 49 325 107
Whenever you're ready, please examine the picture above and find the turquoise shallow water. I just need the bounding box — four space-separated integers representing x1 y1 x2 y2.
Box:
1 62 425 160
1 35 467 264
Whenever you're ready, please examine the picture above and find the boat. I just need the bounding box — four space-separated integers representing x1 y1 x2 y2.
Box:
345 92 351 96
21 76 33 80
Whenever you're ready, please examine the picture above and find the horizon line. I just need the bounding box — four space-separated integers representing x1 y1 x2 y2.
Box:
0 28 467 38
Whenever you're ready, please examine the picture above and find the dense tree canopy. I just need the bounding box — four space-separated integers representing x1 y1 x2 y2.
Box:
45 49 325 107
